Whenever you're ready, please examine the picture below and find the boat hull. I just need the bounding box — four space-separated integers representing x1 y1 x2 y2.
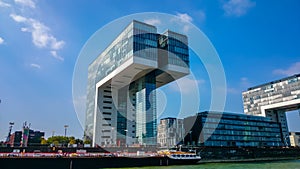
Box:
0 156 200 169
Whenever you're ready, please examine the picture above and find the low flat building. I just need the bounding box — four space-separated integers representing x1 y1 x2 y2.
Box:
157 117 184 148
183 111 283 147
289 132 300 147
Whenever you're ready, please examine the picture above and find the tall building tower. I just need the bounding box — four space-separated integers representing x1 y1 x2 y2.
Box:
157 117 185 148
243 74 300 146
85 20 189 147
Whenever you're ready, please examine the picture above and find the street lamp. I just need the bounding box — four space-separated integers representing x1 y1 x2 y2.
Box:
189 131 193 146
64 125 69 137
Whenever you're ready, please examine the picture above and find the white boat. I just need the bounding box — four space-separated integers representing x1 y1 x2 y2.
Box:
158 149 201 164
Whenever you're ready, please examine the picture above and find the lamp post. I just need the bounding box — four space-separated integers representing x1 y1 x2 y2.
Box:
64 125 69 137
189 131 193 146
111 127 115 146
124 130 128 147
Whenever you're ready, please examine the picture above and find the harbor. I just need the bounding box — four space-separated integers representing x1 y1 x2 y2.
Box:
0 146 299 168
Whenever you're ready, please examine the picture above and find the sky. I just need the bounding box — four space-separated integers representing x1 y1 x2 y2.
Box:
0 0 300 140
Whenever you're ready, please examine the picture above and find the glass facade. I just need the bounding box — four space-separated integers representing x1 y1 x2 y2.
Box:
183 111 283 147
85 20 189 146
160 31 189 67
243 74 300 115
243 74 300 146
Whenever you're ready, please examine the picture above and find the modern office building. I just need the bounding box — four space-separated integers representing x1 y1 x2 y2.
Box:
85 20 189 147
289 132 300 147
157 117 185 148
183 111 282 147
242 74 300 146
8 131 22 147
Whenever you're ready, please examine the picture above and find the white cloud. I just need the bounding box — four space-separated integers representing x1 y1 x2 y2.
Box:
240 77 250 87
10 13 27 22
10 13 65 60
14 0 35 8
0 37 4 44
50 50 64 61
176 13 193 23
273 62 300 76
30 19 65 49
21 27 29 32
50 39 65 50
222 0 256 17
144 18 161 26
0 0 11 7
174 13 194 33
30 63 41 69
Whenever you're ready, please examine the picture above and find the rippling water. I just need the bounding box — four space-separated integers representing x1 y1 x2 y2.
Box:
111 159 300 169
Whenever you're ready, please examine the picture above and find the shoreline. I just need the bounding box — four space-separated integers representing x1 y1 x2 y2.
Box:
199 157 300 163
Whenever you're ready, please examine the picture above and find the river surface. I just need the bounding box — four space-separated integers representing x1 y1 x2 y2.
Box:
109 159 300 169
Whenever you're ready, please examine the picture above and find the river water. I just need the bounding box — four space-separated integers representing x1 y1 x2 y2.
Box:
111 159 300 169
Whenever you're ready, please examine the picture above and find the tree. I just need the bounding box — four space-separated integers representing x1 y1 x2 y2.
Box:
41 138 47 145
69 138 76 145
75 139 84 144
41 136 85 147
84 139 91 144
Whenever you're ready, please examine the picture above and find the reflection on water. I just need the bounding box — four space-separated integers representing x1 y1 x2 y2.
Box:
109 160 300 169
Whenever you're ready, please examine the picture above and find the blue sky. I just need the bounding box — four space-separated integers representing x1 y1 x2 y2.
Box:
0 0 300 139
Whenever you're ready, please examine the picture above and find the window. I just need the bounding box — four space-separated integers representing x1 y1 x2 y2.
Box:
103 112 111 115
103 118 111 121
104 95 112 98
101 136 110 138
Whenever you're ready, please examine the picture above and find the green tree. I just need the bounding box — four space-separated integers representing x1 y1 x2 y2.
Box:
69 138 76 145
84 139 91 144
41 138 47 145
75 139 84 144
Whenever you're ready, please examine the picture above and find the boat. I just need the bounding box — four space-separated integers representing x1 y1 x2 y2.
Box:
158 149 202 164
0 148 201 168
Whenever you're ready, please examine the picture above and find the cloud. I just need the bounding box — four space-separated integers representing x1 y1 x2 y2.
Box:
14 0 35 8
10 13 27 22
176 13 193 23
0 37 4 44
169 76 205 94
144 18 161 26
30 63 41 69
0 0 11 7
174 13 194 33
50 50 64 61
222 0 256 17
10 13 65 60
273 62 300 76
240 77 250 87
